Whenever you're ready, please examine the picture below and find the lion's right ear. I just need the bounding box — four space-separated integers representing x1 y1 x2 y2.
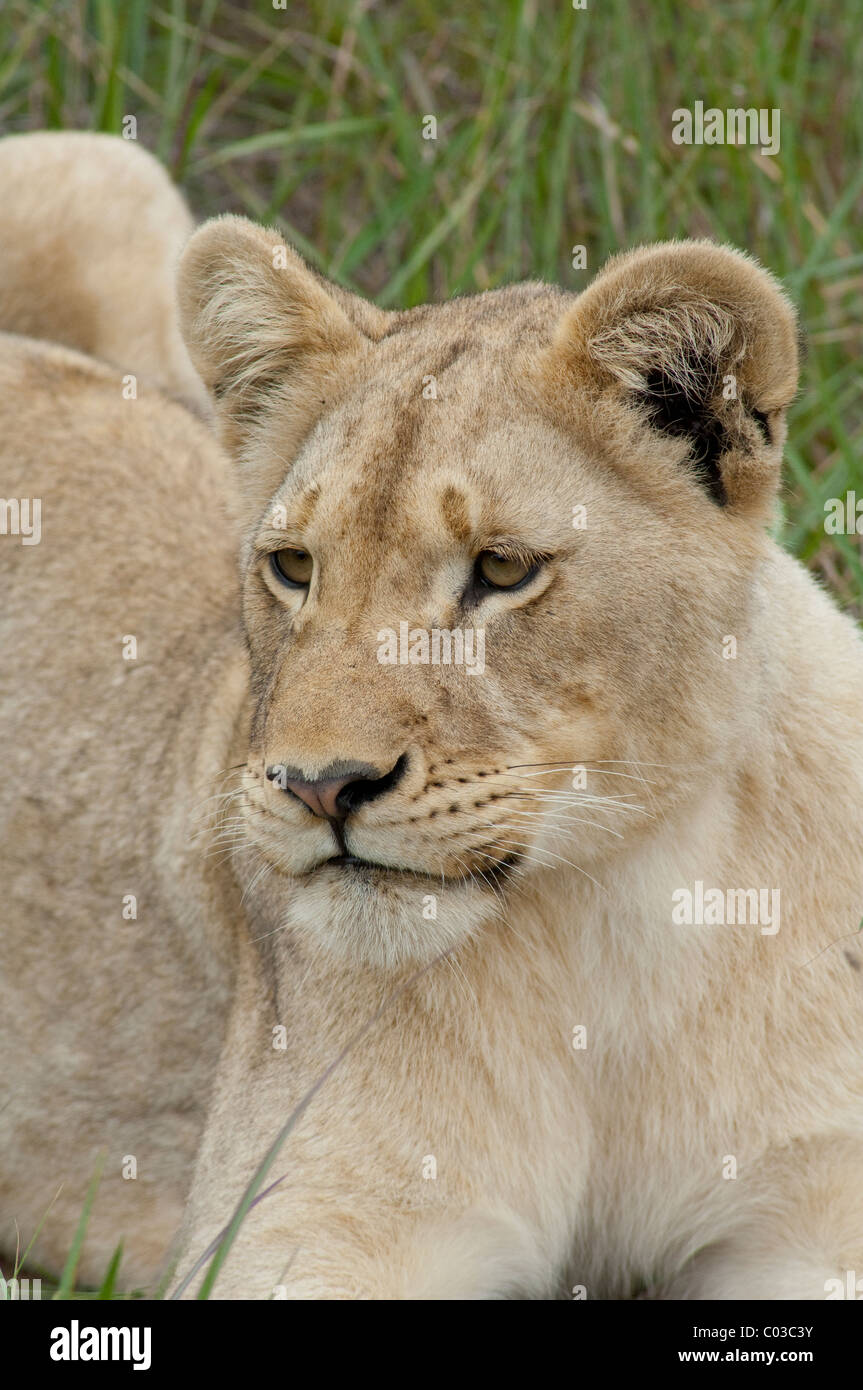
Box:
178 216 385 490
543 239 799 518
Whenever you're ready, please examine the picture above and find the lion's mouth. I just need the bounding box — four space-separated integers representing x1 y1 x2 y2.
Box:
318 850 520 887
320 853 439 881
325 853 392 873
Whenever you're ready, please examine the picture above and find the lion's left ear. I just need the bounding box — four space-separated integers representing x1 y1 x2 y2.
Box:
177 215 391 514
546 240 799 514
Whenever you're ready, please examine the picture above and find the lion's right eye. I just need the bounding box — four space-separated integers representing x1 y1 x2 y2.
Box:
271 548 313 588
476 550 534 589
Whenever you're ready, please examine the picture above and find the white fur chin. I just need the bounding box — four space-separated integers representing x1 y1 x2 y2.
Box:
281 867 492 968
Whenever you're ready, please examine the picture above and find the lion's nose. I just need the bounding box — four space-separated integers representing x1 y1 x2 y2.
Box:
266 757 407 821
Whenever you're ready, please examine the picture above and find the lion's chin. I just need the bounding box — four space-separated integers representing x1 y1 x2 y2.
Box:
280 863 495 969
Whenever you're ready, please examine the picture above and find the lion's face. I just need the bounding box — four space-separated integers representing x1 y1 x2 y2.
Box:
179 224 797 966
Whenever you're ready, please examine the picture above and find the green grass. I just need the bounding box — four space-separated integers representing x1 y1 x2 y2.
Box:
0 0 861 1298
0 1165 138 1300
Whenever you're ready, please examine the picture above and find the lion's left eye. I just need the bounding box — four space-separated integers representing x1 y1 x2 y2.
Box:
476 551 534 589
271 548 313 587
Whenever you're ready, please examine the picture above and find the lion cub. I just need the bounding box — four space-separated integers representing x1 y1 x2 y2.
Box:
1 135 861 1299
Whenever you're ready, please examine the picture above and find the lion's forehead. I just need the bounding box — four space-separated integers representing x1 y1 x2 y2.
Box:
264 288 600 580
282 383 586 554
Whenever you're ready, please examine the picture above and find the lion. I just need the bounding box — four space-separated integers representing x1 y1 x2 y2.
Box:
1 133 861 1300
0 131 208 416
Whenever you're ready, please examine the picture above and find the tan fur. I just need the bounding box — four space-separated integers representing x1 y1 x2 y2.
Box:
0 131 208 413
1 135 861 1300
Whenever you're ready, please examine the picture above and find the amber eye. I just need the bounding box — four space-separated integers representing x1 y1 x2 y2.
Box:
271 548 313 588
476 550 533 589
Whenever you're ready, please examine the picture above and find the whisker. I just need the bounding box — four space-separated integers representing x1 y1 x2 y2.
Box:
484 837 606 892
483 811 624 838
503 792 647 815
241 855 277 905
505 759 680 771
502 766 660 787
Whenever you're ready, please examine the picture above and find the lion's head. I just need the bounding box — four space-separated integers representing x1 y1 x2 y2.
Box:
179 224 798 967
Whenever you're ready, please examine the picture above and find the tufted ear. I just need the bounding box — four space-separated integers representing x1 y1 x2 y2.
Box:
177 215 390 509
547 240 799 515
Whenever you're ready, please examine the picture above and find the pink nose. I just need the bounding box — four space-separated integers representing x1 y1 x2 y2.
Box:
280 776 355 820
266 757 408 819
